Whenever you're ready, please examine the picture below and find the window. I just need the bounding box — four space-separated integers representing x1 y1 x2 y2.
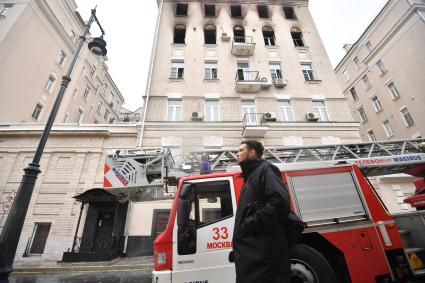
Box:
257 5 269 18
204 4 215 17
278 100 294 121
23 223 51 256
269 63 283 80
205 100 219 122
358 107 368 123
371 96 382 112
83 86 91 101
75 109 84 123
353 56 361 69
231 5 242 18
68 29 76 42
171 60 184 79
152 210 171 238
204 25 216 44
376 60 386 76
32 103 43 121
301 63 315 81
236 62 250 81
63 113 69 123
90 66 96 77
262 27 275 46
387 82 400 99
177 180 233 255
44 74 56 93
104 109 110 121
291 28 304 47
97 101 102 113
233 26 245 42
167 100 182 121
383 120 394 137
176 3 188 16
57 50 66 66
283 7 296 19
350 87 358 100
400 107 414 127
362 74 371 90
173 25 186 44
205 61 218 80
366 41 373 52
343 70 350 82
367 130 376 141
0 3 13 18
242 100 255 125
312 101 329 121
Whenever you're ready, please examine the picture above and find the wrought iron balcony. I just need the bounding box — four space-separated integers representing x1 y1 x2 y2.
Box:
232 36 255 56
242 113 269 138
235 71 262 93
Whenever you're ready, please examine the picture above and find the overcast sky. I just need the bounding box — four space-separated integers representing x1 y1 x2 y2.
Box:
75 0 388 111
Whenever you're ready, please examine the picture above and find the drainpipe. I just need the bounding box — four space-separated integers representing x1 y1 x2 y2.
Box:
138 0 164 149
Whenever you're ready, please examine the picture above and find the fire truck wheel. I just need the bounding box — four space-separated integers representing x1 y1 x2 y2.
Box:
290 244 337 283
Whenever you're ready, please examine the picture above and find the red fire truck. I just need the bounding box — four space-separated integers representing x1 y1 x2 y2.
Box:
104 139 425 283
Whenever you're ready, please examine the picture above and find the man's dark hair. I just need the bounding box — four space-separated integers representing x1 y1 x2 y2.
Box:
241 140 264 158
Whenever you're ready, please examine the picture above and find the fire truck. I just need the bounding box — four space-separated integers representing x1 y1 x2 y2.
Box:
104 139 425 283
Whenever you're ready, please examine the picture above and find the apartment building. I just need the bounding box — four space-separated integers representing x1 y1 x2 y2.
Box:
335 0 425 141
0 0 124 124
140 0 360 153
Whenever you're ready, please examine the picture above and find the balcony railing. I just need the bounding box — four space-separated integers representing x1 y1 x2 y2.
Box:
232 36 255 56
242 113 269 137
119 112 141 122
235 71 259 82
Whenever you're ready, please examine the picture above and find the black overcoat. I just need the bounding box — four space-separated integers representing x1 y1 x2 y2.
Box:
232 158 291 283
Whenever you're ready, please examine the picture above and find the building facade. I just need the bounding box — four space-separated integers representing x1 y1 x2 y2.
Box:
335 0 425 141
140 0 360 153
0 0 124 125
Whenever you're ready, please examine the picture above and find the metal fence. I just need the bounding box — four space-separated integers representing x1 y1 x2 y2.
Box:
243 113 267 128
233 35 253 43
235 71 259 82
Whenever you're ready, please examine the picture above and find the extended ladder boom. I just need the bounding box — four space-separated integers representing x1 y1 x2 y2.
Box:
104 138 425 198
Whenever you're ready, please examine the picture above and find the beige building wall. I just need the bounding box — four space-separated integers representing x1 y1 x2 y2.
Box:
335 0 425 141
0 124 138 263
0 0 124 125
141 0 360 152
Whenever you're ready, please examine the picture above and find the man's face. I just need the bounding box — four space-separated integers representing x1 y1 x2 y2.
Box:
236 144 256 163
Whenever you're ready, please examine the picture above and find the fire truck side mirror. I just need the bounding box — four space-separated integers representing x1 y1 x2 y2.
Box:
179 183 192 199
177 199 190 229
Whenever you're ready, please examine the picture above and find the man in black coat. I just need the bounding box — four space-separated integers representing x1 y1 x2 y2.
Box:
232 140 291 283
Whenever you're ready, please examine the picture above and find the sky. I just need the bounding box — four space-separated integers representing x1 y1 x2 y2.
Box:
75 0 388 111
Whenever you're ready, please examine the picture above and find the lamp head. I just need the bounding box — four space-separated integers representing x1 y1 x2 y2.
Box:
88 37 107 56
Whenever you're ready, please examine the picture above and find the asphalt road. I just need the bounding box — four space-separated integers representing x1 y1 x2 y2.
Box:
8 271 152 283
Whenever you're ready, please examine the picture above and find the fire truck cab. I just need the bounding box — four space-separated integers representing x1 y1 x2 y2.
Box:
152 162 424 283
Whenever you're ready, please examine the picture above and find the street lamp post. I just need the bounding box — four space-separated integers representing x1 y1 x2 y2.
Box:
0 8 107 280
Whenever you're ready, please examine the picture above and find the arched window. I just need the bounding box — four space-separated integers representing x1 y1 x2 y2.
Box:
233 26 245 42
174 24 186 44
204 25 216 44
290 27 304 47
262 27 275 46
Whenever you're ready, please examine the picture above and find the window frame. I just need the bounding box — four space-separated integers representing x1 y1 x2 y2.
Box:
362 74 371 90
343 69 351 82
371 96 382 112
230 5 242 18
382 120 394 137
32 103 44 121
376 60 386 76
176 3 188 16
301 63 316 81
353 56 361 70
170 60 185 79
283 6 296 20
83 86 91 101
367 129 376 141
167 99 182 121
57 50 66 66
75 108 84 123
350 87 358 101
400 107 414 127
269 62 283 80
257 5 269 18
204 61 218 80
387 82 400 99
312 100 330 122
204 4 215 17
205 100 220 122
366 41 373 52
358 107 368 123
277 100 294 122
44 74 56 93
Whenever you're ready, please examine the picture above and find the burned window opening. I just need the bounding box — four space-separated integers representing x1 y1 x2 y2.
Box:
231 5 242 18
233 26 245 42
291 28 304 47
204 25 216 44
174 25 186 44
262 28 275 46
204 4 215 17
283 7 296 19
257 5 269 18
176 3 188 16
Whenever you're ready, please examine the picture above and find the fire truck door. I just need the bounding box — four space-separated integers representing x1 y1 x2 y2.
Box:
172 177 237 283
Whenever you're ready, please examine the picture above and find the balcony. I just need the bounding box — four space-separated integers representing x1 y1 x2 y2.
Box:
231 36 255 56
242 113 269 138
235 71 263 93
118 112 141 122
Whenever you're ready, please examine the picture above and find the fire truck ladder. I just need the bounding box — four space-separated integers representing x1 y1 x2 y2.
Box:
104 138 425 200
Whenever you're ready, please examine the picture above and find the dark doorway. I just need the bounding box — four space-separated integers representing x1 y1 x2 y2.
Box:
93 212 114 252
24 223 51 256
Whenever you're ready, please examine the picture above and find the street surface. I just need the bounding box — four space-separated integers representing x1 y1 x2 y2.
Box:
9 271 152 283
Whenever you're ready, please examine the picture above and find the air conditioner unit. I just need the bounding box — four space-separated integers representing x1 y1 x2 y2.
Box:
273 78 288 88
264 112 277 121
191 111 204 120
306 112 319 121
221 32 231 41
260 77 272 88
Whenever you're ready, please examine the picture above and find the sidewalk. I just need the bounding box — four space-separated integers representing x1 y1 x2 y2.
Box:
12 256 153 275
